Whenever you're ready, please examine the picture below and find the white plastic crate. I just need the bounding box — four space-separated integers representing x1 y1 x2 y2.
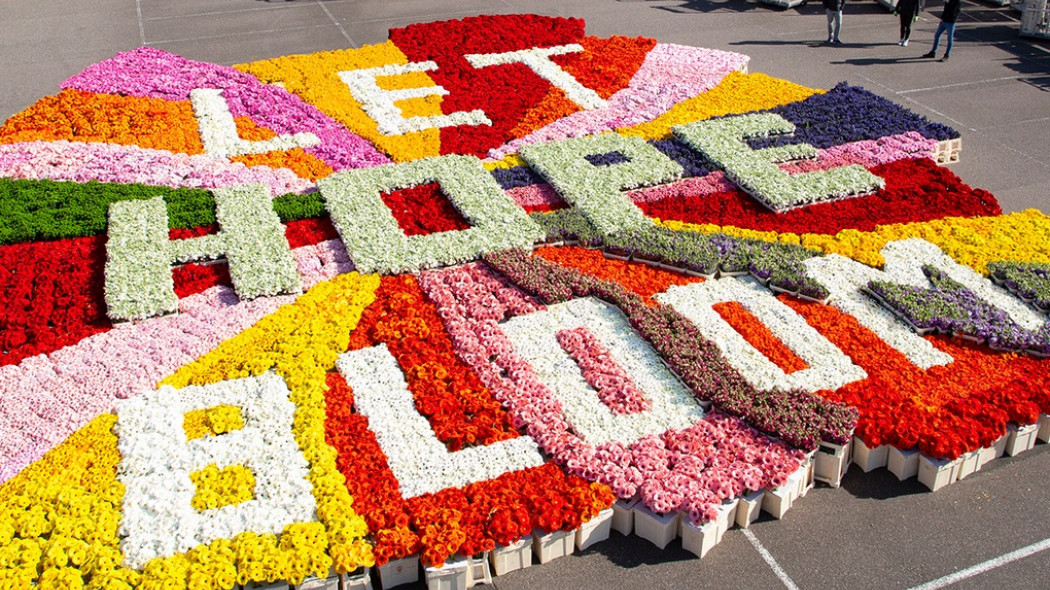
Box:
813 440 852 487
489 537 531 576
933 137 962 164
1005 423 1039 456
955 450 981 480
1039 414 1050 443
464 552 491 587
424 556 469 590
918 455 960 491
344 568 373 590
632 504 681 550
887 446 920 481
761 483 793 519
735 490 765 528
296 569 341 590
611 497 638 536
576 508 613 551
531 528 575 564
852 437 889 473
1021 0 1050 39
680 519 720 558
377 556 419 589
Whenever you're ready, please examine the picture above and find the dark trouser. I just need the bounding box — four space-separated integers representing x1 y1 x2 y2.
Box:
899 13 913 41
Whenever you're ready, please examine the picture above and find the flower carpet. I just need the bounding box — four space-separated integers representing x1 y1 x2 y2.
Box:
1 13 1049 590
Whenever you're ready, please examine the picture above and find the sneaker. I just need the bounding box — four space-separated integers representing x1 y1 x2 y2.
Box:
898 38 904 45
939 54 950 61
902 39 909 46
832 39 844 45
922 51 936 58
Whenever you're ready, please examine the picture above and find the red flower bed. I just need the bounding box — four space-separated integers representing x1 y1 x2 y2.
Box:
639 158 1002 234
0 236 110 366
379 183 471 237
783 296 1050 459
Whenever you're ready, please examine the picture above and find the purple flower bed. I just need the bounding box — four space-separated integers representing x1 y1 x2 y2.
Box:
989 261 1050 313
749 83 960 150
868 266 1050 356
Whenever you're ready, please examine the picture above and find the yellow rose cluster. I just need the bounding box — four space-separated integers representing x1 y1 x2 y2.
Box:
183 405 245 441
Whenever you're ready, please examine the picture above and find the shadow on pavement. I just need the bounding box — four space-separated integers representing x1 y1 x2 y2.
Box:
840 466 929 500
828 54 938 65
582 531 695 568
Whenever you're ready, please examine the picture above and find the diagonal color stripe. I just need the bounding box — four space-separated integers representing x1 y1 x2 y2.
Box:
907 537 1050 590
743 529 800 590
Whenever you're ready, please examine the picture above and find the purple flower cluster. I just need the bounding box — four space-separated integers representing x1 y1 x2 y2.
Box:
749 83 959 150
868 266 1050 356
651 138 710 178
483 248 858 448
989 261 1050 313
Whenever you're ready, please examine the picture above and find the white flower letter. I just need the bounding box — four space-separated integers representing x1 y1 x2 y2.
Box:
116 372 316 569
190 88 321 158
465 44 607 110
339 62 491 136
104 184 301 320
318 154 541 274
500 297 705 446
673 113 884 212
804 238 1044 368
656 276 867 392
336 344 544 498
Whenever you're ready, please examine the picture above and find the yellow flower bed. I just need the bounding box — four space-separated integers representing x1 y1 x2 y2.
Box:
0 414 135 590
660 209 1050 273
618 72 822 141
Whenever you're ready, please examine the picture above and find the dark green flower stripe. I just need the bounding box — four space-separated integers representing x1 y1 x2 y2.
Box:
0 177 324 245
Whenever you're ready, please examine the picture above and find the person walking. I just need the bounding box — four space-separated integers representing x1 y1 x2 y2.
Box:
922 0 962 61
895 0 924 46
823 0 845 45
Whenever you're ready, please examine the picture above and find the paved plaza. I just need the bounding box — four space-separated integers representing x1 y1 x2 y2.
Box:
2 0 1049 588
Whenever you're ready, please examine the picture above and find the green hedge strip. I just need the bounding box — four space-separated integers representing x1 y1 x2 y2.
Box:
0 177 323 245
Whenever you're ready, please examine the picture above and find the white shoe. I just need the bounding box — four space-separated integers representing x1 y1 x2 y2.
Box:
898 38 904 45
902 39 909 46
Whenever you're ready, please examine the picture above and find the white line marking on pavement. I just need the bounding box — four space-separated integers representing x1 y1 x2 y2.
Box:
907 537 1050 590
743 529 800 590
316 0 356 48
898 75 1030 94
135 0 145 45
